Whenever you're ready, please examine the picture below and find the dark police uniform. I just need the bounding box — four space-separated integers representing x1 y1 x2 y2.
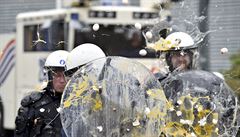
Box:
15 87 63 137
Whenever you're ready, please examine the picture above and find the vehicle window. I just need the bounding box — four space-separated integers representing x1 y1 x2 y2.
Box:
74 24 157 58
24 19 68 52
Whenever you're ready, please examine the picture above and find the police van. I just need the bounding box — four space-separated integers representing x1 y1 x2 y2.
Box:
0 0 169 133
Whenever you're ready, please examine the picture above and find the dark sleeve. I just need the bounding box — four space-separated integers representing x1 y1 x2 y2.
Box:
14 106 33 137
15 91 42 137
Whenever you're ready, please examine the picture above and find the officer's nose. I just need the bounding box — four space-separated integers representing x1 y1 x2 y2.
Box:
60 76 66 83
59 73 67 83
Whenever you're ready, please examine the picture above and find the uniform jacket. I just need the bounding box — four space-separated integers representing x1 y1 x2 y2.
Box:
15 87 63 137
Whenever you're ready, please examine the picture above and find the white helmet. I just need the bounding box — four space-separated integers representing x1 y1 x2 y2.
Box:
44 50 69 83
165 32 195 50
66 43 106 71
44 50 69 69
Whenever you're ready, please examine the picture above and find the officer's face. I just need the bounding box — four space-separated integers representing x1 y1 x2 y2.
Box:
170 51 191 71
52 70 67 93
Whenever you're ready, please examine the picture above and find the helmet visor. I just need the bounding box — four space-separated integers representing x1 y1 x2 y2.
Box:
64 65 84 81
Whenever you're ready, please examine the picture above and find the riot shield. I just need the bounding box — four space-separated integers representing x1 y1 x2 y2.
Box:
162 70 240 137
60 56 167 137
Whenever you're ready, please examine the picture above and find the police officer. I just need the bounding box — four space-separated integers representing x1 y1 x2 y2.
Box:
165 32 199 72
15 50 69 137
61 43 105 136
151 31 199 81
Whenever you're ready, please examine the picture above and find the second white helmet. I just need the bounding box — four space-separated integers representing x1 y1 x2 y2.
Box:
165 32 195 50
164 32 199 72
66 43 106 71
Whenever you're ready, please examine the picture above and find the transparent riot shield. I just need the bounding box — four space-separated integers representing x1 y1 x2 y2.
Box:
60 56 167 137
161 70 240 137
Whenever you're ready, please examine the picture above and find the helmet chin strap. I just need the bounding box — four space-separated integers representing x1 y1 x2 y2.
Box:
52 89 56 96
46 72 57 96
52 89 63 96
47 86 62 97
175 64 187 72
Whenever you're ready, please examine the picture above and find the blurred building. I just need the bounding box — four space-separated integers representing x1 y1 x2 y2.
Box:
0 0 55 34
